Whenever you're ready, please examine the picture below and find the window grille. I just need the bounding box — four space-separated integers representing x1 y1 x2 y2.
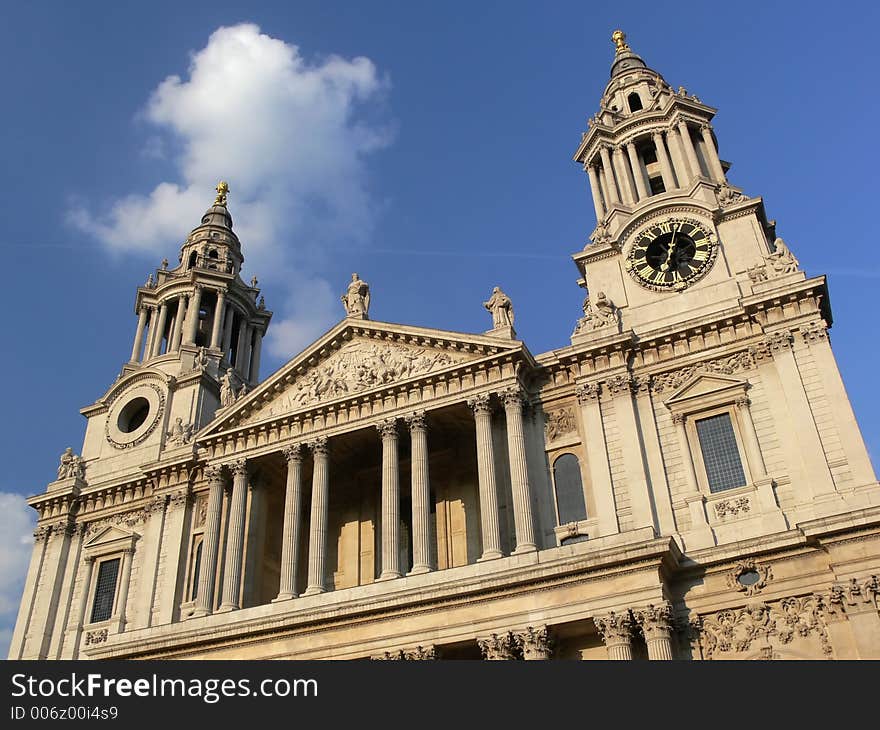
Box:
695 413 747 493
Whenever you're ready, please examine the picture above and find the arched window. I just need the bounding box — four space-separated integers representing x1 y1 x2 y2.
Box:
187 251 197 269
552 454 588 525
628 92 643 112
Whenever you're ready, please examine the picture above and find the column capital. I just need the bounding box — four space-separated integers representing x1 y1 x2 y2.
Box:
308 436 328 457
594 610 634 647
606 373 634 397
575 382 601 404
632 602 674 640
376 417 399 439
671 412 687 425
477 632 517 660
204 464 225 486
500 386 526 410
282 444 304 463
699 122 713 133
467 392 493 415
193 283 204 293
801 321 828 344
228 458 248 478
405 411 428 432
734 395 751 409
514 625 553 660
763 329 794 354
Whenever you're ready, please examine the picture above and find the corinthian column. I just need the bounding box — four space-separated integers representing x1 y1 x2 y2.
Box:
594 610 634 660
149 302 168 357
652 131 676 191
477 632 517 660
275 445 304 601
304 438 329 595
467 394 503 560
677 119 702 178
633 603 675 660
192 465 225 617
699 124 726 181
586 163 605 220
612 144 636 204
218 459 248 611
501 387 536 554
377 419 401 580
170 295 187 352
130 306 148 362
210 289 226 349
406 412 433 575
599 145 619 205
515 626 552 660
625 142 648 201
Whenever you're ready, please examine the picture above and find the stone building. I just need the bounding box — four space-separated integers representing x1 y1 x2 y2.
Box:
9 31 880 661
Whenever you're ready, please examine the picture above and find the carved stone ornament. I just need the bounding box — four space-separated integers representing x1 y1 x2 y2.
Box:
727 559 773 597
250 339 466 420
632 603 674 641
575 382 601 404
477 632 517 660
376 418 399 439
801 322 828 344
193 495 208 529
605 374 634 397
467 392 493 415
282 444 304 463
308 436 329 457
341 273 370 319
651 350 756 393
56 447 86 481
406 411 427 432
714 496 752 520
747 237 800 283
545 407 577 441
825 575 880 617
370 645 437 661
716 182 749 209
589 221 613 247
165 417 194 446
696 596 832 659
84 628 109 646
515 626 553 659
573 291 618 335
594 610 634 647
483 286 515 329
500 386 525 411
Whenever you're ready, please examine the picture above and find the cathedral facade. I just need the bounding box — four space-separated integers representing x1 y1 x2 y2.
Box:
9 32 880 661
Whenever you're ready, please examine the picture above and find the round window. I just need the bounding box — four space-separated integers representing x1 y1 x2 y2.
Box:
117 397 151 433
737 570 761 588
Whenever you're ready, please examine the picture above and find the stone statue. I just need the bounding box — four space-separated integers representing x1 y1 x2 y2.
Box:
215 180 229 206
258 295 266 310
483 287 514 329
193 346 209 372
341 273 371 319
250 276 258 288
220 368 238 408
145 273 154 288
574 291 617 334
765 237 799 275
161 258 168 270
167 417 193 445
56 447 85 480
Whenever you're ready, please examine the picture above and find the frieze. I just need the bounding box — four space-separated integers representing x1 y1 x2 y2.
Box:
825 575 879 617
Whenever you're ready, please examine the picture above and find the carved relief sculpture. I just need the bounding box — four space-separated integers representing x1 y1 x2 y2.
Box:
545 407 577 441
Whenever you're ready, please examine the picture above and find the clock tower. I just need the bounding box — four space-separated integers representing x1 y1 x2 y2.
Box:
572 30 794 337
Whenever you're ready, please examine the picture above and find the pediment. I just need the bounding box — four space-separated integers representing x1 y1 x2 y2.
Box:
202 319 523 434
664 372 747 407
84 524 136 548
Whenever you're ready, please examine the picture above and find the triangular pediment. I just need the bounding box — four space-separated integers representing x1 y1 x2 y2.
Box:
84 525 135 548
665 372 747 406
201 318 524 434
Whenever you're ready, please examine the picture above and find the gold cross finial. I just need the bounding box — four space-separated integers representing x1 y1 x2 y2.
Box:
214 180 229 206
611 29 629 53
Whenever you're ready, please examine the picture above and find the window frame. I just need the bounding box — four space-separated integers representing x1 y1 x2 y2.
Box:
81 528 137 632
550 452 589 526
685 404 752 495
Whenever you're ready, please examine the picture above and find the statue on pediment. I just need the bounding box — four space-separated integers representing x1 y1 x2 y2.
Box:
484 286 514 329
342 273 370 319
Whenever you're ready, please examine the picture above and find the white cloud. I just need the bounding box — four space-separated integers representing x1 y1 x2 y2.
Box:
0 492 35 658
70 23 393 360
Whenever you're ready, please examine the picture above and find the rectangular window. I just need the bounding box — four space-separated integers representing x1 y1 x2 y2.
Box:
90 557 120 623
695 413 747 493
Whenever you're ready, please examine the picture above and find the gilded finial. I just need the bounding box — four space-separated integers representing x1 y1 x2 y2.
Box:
214 180 229 206
611 29 629 53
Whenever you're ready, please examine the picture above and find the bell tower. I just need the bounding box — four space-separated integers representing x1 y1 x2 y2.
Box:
77 182 272 485
570 30 795 339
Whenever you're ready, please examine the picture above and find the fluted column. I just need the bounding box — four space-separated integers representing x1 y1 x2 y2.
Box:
515 626 552 660
634 603 675 660
275 446 304 601
501 387 536 554
219 458 248 611
130 306 149 362
210 289 226 349
586 163 605 220
406 412 433 575
612 145 635 204
477 632 516 660
699 124 726 181
304 438 329 595
599 145 619 205
595 610 634 660
377 419 402 580
235 319 249 377
192 465 225 617
250 329 263 382
170 296 187 352
149 302 168 358
468 394 503 560
677 119 702 178
185 285 203 345
652 132 676 191
625 142 648 200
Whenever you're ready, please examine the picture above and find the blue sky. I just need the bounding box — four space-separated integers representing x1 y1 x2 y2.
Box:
1 1 878 656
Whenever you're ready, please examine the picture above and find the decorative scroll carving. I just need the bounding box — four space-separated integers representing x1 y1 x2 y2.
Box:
544 407 577 441
651 350 756 393
477 632 517 660
727 559 772 596
84 628 108 646
56 447 85 480
714 496 751 520
575 382 601 404
696 597 832 659
573 291 618 335
515 626 553 659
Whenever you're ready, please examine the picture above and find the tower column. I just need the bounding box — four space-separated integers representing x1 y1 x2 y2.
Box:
625 142 649 200
192 465 225 617
586 163 606 221
599 145 619 205
210 289 226 349
221 305 235 361
236 320 250 378
666 126 692 186
677 119 702 178
699 124 727 181
218 459 248 611
407 412 433 575
250 329 263 382
468 394 503 560
130 306 148 362
185 285 203 345
275 446 304 601
149 302 169 358
652 132 676 191
501 387 537 554
377 419 401 580
304 438 329 596
612 145 636 204
170 295 187 352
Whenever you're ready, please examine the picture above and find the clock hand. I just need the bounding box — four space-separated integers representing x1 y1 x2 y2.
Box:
661 224 678 271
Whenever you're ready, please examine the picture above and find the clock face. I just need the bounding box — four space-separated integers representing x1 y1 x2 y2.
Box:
625 217 717 291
